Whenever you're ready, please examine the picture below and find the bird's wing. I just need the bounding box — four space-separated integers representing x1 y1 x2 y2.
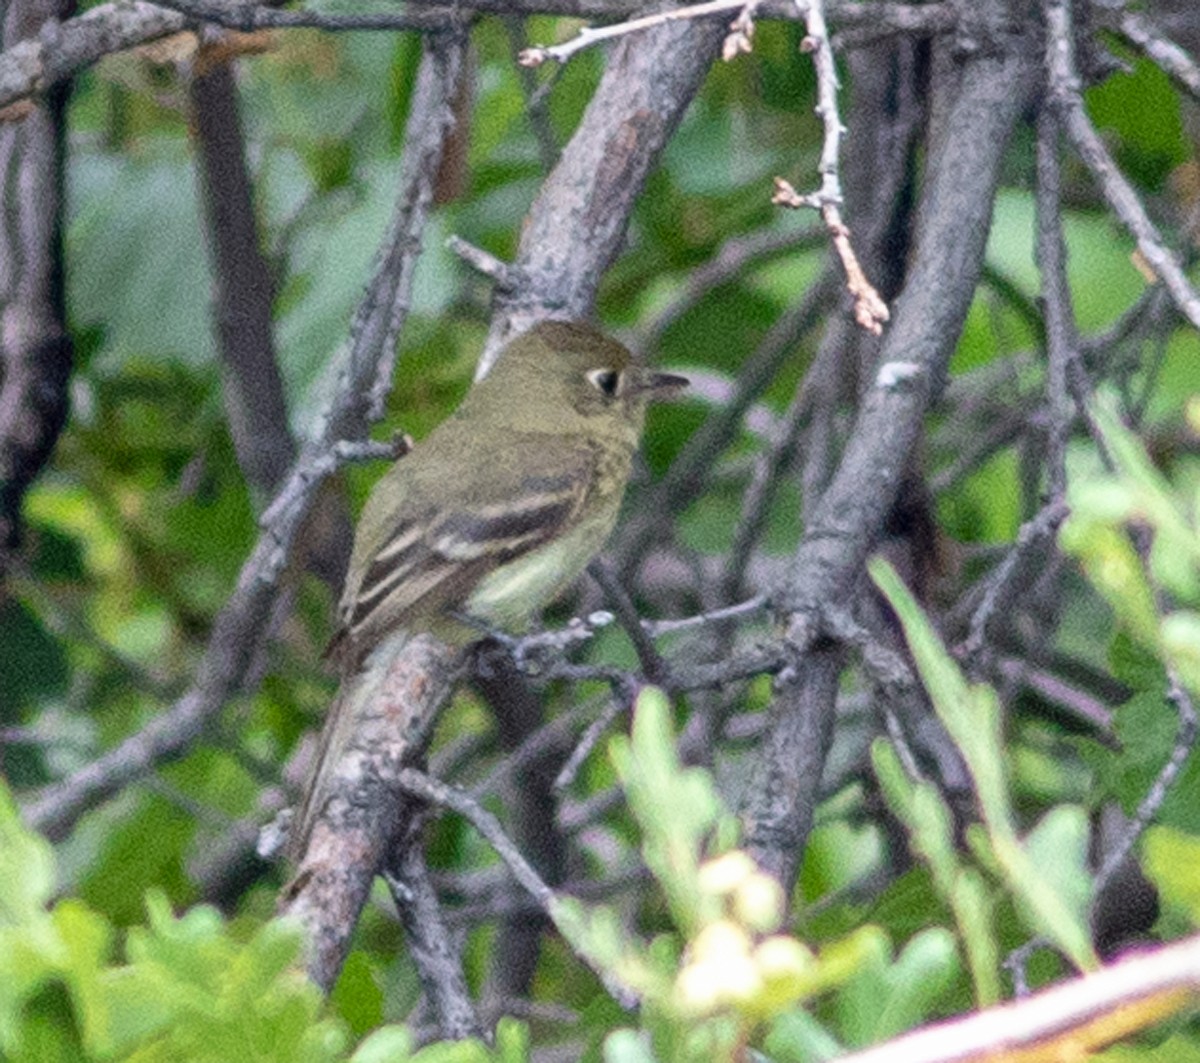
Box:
333 437 596 659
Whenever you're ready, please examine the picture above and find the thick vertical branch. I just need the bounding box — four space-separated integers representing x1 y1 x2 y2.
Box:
742 645 843 885
189 53 295 501
478 13 726 375
745 5 1039 891
0 0 75 570
189 49 352 588
282 633 467 991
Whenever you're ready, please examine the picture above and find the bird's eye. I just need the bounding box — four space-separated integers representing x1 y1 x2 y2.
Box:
587 369 622 397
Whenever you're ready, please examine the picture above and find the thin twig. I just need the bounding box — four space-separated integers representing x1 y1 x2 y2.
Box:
1095 671 1198 894
641 595 768 636
1044 0 1200 332
446 234 513 288
959 501 1069 663
770 0 888 334
588 559 667 682
518 0 752 66
1034 102 1081 502
640 223 824 344
1110 7 1200 103
397 767 639 1009
553 696 632 793
721 382 813 601
773 179 889 334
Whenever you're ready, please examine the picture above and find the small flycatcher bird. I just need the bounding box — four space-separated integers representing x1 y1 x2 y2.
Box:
288 320 686 858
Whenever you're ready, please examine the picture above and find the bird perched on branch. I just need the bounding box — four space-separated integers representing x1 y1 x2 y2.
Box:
287 320 687 861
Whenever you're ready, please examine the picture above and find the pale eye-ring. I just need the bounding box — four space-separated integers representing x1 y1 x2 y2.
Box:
587 368 622 397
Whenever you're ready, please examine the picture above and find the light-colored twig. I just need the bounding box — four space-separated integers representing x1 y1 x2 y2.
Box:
446 234 513 287
843 933 1200 1063
518 0 751 66
515 0 956 68
770 0 889 333
1111 7 1200 103
773 177 888 334
641 595 767 636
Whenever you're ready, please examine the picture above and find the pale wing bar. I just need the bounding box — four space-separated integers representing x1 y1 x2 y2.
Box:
347 474 585 634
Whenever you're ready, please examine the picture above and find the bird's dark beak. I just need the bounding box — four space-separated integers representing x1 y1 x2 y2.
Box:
630 369 689 398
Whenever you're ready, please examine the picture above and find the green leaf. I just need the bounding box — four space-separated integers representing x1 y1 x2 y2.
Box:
868 928 960 1042
1161 612 1200 697
603 1029 657 1063
331 950 384 1037
409 1037 492 1063
1087 56 1189 190
350 1026 412 1063
1143 826 1200 925
494 1017 530 1063
762 1009 842 1063
49 901 113 1056
611 687 723 932
0 782 56 924
1020 806 1094 946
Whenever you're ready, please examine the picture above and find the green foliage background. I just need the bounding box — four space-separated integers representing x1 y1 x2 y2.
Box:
3 10 1200 1062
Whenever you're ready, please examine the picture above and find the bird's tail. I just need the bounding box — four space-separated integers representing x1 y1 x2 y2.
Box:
286 628 417 864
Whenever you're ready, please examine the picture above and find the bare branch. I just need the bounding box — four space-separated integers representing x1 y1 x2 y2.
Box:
21 26 459 841
446 234 512 287
641 595 767 636
517 0 956 67
518 0 749 66
640 223 824 344
281 633 467 991
1045 0 1200 332
747 4 1041 889
1108 6 1200 103
0 0 958 115
0 0 73 566
0 1 188 113
1095 671 1198 893
958 501 1069 665
384 831 484 1042
188 50 296 501
397 766 638 1009
771 0 889 334
152 0 451 33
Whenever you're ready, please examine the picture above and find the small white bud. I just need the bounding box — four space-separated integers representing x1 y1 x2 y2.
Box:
697 851 757 896
754 936 813 981
732 873 785 932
